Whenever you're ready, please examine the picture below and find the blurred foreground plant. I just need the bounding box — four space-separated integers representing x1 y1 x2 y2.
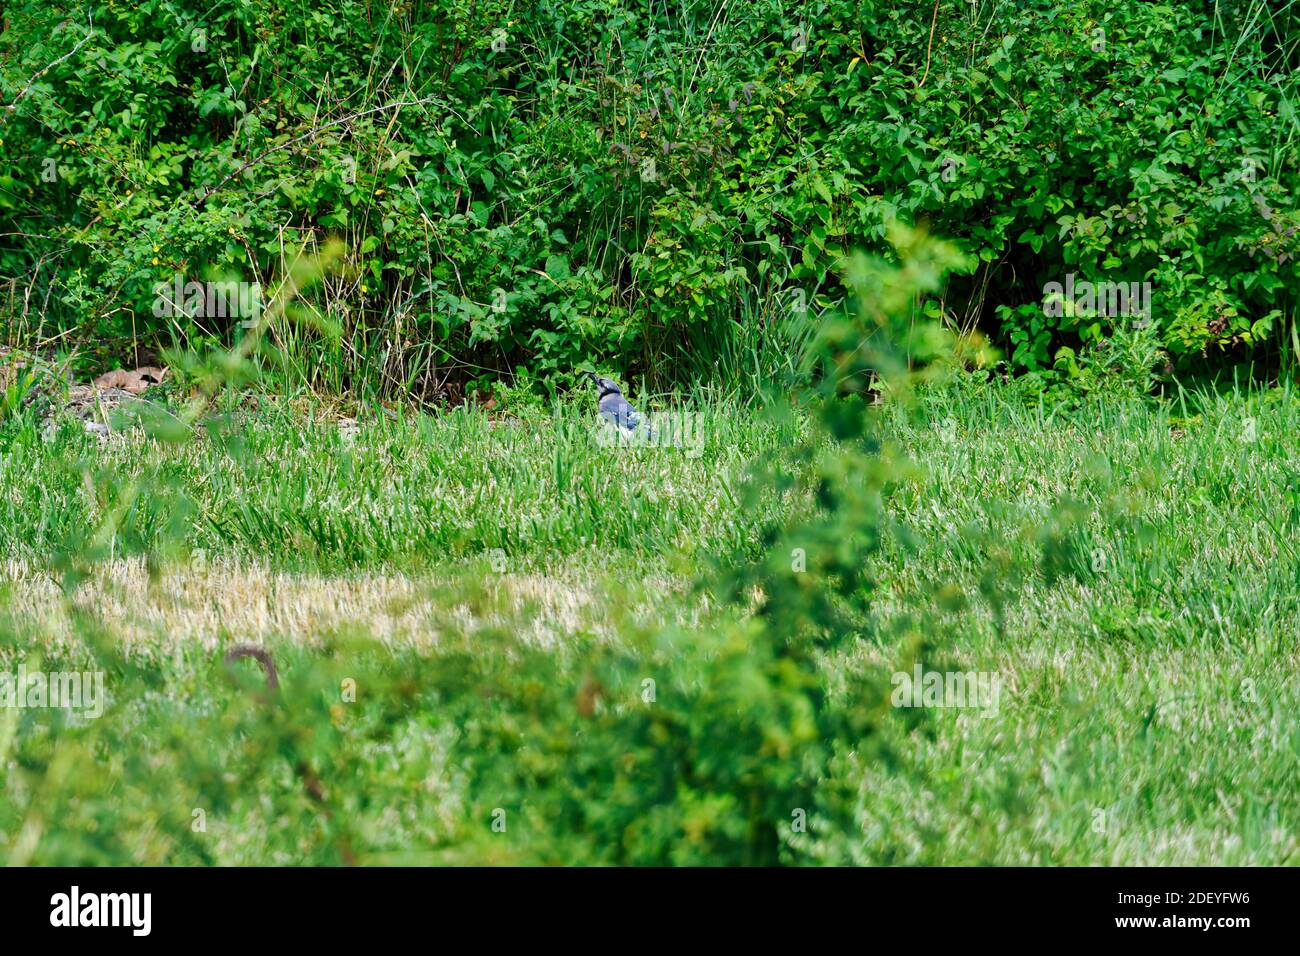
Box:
408 224 987 864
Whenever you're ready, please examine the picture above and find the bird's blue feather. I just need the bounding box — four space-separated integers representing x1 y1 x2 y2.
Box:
599 393 640 430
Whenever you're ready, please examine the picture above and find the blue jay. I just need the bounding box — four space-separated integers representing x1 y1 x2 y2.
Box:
585 372 654 440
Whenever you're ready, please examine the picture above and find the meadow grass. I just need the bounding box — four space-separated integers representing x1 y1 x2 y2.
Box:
0 381 1296 864
0 397 808 573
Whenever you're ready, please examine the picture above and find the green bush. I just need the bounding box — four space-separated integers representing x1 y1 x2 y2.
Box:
1 1 1295 393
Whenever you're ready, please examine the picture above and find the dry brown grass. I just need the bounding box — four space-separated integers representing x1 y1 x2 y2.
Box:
0 557 696 655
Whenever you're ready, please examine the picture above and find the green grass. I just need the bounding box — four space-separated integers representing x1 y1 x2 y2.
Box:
0 397 809 573
0 381 1297 864
829 382 1300 864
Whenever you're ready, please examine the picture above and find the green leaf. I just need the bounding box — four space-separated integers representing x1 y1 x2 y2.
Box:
545 254 570 281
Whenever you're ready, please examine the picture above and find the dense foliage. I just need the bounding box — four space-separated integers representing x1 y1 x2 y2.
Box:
2 1 1297 396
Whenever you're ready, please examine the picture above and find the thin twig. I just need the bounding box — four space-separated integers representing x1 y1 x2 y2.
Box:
918 0 942 89
193 98 433 205
3 13 96 115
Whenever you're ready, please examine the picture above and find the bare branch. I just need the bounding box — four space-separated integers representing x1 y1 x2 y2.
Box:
2 12 96 115
193 97 435 205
